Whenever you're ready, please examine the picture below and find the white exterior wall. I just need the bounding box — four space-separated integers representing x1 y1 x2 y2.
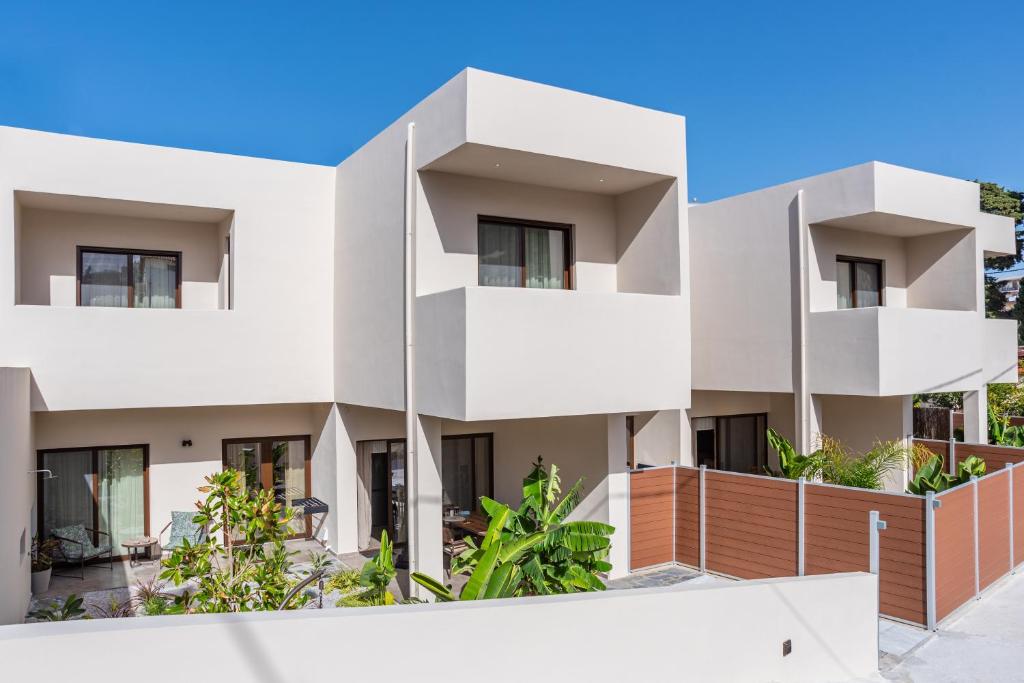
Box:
0 572 880 683
0 368 32 626
0 126 336 412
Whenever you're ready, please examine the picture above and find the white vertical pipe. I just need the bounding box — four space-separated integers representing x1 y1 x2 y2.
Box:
797 476 806 576
949 437 956 475
972 475 980 598
699 464 707 573
925 491 937 631
794 189 811 454
403 122 419 580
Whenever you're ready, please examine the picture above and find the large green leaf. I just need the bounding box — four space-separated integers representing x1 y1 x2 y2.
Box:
460 540 501 601
410 572 455 602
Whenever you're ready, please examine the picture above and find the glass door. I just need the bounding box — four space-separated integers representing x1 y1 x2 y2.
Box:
39 446 148 558
222 436 311 539
389 440 407 545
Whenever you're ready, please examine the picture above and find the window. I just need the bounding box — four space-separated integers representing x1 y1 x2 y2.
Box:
38 445 148 558
691 414 768 474
478 217 572 289
441 434 494 514
222 436 312 538
78 247 181 308
837 256 882 309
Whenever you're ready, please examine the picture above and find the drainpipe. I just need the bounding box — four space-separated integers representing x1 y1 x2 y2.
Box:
794 189 811 453
403 122 419 578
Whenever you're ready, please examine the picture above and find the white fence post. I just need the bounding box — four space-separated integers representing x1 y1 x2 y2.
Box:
1007 463 1015 574
869 510 887 666
797 476 806 576
925 491 938 631
948 437 956 475
699 464 707 573
972 475 980 599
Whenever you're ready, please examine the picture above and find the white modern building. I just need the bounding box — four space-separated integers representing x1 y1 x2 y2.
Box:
0 68 1016 625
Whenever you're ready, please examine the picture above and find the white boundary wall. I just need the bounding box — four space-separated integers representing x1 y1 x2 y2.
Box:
0 572 878 682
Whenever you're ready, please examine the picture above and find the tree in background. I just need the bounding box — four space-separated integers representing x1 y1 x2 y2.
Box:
979 182 1024 322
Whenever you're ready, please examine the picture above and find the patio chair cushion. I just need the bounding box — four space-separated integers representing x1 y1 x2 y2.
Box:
165 511 207 550
51 524 98 560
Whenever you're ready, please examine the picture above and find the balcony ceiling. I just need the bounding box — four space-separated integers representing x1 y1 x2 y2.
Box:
819 211 969 238
422 143 672 195
15 190 233 223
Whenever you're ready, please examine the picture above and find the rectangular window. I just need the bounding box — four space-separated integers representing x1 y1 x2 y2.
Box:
836 257 882 309
441 433 494 514
478 217 572 289
222 436 312 539
78 247 181 308
38 445 149 558
691 414 767 474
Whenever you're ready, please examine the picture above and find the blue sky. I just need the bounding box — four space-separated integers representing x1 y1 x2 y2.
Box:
1 1 1020 201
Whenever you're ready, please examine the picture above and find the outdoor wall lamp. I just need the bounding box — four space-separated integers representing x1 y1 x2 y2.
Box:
28 469 55 479
182 439 193 448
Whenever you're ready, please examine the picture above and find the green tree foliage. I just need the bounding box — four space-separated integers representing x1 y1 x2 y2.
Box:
766 431 908 490
979 181 1024 319
159 469 307 613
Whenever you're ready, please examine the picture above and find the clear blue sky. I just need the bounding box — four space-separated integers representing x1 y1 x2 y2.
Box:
1 1 1020 201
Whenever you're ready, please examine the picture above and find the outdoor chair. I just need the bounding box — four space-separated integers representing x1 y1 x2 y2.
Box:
442 526 468 578
50 523 113 579
158 510 209 556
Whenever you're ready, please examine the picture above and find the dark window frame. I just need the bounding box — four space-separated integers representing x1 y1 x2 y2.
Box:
477 215 575 290
836 255 884 309
37 444 151 561
441 432 495 513
77 245 183 308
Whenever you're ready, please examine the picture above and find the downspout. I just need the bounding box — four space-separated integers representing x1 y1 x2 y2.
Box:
403 122 418 575
795 189 810 453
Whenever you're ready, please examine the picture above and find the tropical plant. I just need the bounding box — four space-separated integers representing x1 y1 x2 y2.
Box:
324 568 362 595
27 594 88 621
30 537 59 573
91 596 135 619
988 407 1024 446
765 428 817 478
907 454 987 494
306 551 334 575
159 469 307 613
337 531 397 606
412 503 545 602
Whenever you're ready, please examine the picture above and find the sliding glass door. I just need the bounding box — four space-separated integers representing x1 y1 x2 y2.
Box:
222 436 311 539
39 446 148 557
441 434 493 514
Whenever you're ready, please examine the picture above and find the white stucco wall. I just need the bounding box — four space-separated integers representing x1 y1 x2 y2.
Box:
33 403 333 552
0 572 880 683
0 126 336 412
0 367 32 626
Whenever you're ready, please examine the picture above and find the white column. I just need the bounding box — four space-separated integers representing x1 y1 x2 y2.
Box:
963 388 987 444
899 395 914 489
798 393 824 454
679 409 694 467
407 413 444 599
606 414 631 579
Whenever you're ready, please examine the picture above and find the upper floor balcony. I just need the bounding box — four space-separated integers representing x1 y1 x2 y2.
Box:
808 308 1017 396
416 286 688 421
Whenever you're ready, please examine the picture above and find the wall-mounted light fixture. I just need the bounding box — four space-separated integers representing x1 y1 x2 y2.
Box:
28 469 55 479
181 439 193 448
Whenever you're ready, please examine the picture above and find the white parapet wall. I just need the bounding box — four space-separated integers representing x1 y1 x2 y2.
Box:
0 572 878 682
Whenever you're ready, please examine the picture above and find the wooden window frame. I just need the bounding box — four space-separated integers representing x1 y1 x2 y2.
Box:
441 432 495 512
836 255 884 309
76 245 183 308
477 215 575 290
37 444 150 561
221 435 313 539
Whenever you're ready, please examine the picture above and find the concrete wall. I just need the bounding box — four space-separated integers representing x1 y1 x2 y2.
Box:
33 403 333 551
17 207 224 309
0 368 32 626
0 573 880 683
809 224 908 311
0 126 336 412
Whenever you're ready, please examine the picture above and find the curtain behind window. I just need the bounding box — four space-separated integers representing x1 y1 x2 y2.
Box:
98 448 145 550
81 252 129 307
854 262 881 307
41 451 94 538
478 222 521 287
525 227 564 288
837 261 853 309
133 254 177 308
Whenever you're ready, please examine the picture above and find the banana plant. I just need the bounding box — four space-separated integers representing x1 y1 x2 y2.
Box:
907 454 987 494
765 428 818 479
989 407 1024 446
339 530 397 606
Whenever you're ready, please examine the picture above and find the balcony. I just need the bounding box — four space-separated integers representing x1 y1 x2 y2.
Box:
416 287 687 420
808 308 1016 396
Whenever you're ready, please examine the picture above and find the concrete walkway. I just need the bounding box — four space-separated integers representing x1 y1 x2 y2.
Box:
878 571 1024 682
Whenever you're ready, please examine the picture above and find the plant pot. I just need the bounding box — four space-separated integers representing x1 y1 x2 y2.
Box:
31 567 51 594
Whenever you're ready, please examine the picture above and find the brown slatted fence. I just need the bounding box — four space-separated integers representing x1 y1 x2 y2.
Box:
955 443 1024 472
934 485 976 622
804 484 926 624
703 472 797 579
1016 467 1024 565
977 471 1012 592
629 468 674 570
674 467 700 567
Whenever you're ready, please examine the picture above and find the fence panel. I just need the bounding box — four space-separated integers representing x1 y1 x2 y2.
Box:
804 484 927 625
674 467 700 567
1016 467 1024 567
977 472 1012 592
629 468 675 570
955 443 1024 472
704 472 798 579
934 485 976 621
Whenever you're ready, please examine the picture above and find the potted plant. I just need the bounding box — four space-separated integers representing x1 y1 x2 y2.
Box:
31 536 59 594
